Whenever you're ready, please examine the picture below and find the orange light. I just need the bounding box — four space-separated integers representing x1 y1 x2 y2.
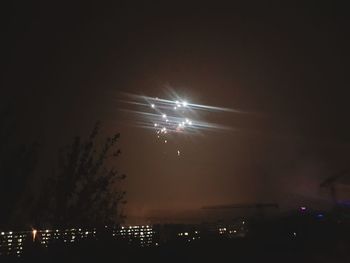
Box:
32 229 37 242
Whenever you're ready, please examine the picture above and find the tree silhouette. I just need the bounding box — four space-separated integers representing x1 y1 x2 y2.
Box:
35 122 126 228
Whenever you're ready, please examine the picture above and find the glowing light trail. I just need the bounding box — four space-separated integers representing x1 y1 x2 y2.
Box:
117 92 244 155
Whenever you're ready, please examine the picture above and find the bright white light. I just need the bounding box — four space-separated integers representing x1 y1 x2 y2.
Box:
154 123 158 127
182 101 188 107
177 150 180 156
164 140 167 143
162 114 166 118
174 106 177 110
151 104 155 108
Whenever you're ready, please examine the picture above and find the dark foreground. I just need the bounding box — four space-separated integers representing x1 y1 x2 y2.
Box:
3 232 350 262
2 213 350 263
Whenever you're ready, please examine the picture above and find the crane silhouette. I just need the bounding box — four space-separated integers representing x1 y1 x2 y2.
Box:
202 203 279 218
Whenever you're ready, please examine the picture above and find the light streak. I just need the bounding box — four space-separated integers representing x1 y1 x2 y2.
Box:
32 229 37 242
117 92 245 155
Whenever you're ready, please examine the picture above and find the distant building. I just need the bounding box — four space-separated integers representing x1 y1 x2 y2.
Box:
0 221 248 258
0 231 28 257
201 218 248 238
113 225 154 247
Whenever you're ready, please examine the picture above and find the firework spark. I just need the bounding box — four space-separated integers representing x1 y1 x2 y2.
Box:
117 92 245 155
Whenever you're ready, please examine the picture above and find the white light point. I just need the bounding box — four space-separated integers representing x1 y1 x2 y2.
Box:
164 140 167 143
154 123 158 127
177 150 180 156
182 101 188 107
162 114 167 119
151 104 155 108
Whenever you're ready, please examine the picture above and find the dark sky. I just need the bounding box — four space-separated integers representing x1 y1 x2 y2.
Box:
3 2 350 223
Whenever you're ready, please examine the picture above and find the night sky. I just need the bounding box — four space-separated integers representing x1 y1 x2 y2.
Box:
3 2 350 223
